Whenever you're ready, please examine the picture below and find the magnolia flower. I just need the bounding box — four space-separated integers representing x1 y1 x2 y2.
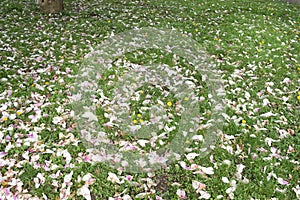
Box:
200 166 214 175
192 180 206 193
176 189 187 199
137 140 149 147
148 151 168 165
223 160 231 165
25 132 38 142
107 172 122 184
236 164 245 180
57 150 72 165
281 77 291 84
82 112 98 121
64 171 73 184
199 191 211 199
28 110 42 123
77 185 91 200
9 114 16 120
185 153 199 160
277 178 289 185
52 116 63 124
292 185 300 199
155 195 164 200
135 192 148 199
179 161 191 170
125 175 133 181
82 173 96 185
0 152 7 159
260 111 277 118
0 104 8 111
192 135 204 141
123 194 132 200
222 177 230 183
226 180 237 200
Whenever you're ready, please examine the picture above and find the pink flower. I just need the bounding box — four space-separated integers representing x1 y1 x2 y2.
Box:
83 155 92 162
278 178 289 185
176 189 187 199
0 152 7 158
155 196 164 200
126 175 133 181
192 180 206 193
77 185 91 200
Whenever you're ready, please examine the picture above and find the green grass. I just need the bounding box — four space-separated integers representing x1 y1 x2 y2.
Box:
0 0 299 199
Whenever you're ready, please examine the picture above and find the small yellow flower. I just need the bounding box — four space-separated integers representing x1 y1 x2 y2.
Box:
45 82 49 85
167 101 172 107
17 111 22 115
32 83 36 87
140 90 144 94
1 181 7 187
3 117 8 121
259 40 264 45
297 96 300 100
133 119 138 124
184 97 189 101
257 49 261 53
242 119 246 124
298 91 300 95
139 119 144 123
195 29 198 32
137 114 142 118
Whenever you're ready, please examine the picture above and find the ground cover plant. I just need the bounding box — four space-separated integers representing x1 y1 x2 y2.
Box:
0 0 299 199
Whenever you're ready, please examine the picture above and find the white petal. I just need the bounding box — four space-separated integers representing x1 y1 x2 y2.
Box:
192 135 204 141
82 112 98 121
137 140 149 147
82 173 93 182
77 185 91 200
278 178 289 185
192 180 201 190
186 153 199 160
262 98 270 106
107 172 121 184
245 91 250 99
226 187 233 194
236 164 245 173
123 194 132 200
260 111 277 118
64 171 73 183
199 191 211 199
200 166 214 175
222 177 229 183
135 192 148 198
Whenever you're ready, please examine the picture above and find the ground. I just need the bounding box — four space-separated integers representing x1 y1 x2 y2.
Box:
0 0 299 199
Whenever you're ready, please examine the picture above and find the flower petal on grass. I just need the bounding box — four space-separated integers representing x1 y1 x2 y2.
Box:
77 185 91 200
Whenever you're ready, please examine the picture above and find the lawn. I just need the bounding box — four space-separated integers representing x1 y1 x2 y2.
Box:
0 0 299 199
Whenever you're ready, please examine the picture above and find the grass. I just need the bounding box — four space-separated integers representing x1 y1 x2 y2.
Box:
0 0 299 199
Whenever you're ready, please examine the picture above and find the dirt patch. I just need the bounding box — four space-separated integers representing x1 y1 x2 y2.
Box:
283 0 300 4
